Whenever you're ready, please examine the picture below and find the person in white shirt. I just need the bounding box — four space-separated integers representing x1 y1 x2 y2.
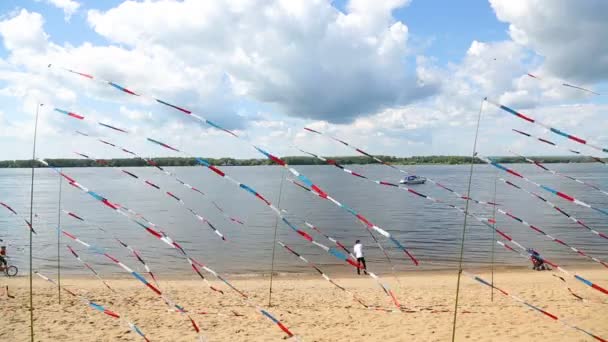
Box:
353 240 367 275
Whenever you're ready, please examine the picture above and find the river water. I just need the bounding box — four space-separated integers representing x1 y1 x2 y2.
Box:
0 163 606 277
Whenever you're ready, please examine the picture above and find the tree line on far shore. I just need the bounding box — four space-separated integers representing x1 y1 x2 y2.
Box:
0 155 601 168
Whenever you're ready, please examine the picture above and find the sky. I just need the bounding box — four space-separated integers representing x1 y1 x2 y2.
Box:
0 0 607 160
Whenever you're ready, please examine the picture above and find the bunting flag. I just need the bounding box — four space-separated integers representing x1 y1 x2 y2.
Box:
55 107 244 227
190 145 419 265
63 209 161 288
526 73 601 95
0 201 36 234
73 150 227 241
499 178 608 241
485 99 608 154
278 208 404 308
279 208 354 259
50 68 418 267
462 271 606 342
290 178 608 297
38 158 230 295
303 219 354 259
509 150 608 196
477 154 608 216
65 128 366 271
561 83 601 95
299 131 498 206
29 211 204 340
36 162 296 339
60 169 237 302
512 129 606 164
277 241 370 309
296 146 498 206
66 245 116 293
493 207 608 268
35 271 150 341
58 228 206 341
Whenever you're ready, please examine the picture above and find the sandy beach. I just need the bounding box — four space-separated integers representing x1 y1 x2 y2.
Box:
1 266 606 341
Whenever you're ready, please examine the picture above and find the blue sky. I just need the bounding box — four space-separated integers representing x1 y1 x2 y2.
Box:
0 0 606 160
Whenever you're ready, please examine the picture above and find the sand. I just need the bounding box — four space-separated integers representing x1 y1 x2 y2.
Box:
1 266 607 341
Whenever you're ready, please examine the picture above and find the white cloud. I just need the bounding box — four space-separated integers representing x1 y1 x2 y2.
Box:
86 0 437 123
0 9 48 52
0 2 607 161
490 0 608 83
38 0 80 21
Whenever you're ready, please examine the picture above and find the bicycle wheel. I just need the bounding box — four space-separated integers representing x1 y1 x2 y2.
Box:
6 265 17 277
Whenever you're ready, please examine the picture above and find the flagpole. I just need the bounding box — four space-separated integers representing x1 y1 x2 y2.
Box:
29 103 42 342
268 169 285 307
57 171 63 303
490 170 498 302
451 98 485 341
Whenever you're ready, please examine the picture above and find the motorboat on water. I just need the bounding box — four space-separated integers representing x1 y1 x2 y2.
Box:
400 175 426 185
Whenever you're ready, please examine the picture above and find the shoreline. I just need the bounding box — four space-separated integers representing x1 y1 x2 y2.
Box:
19 263 602 280
0 157 603 169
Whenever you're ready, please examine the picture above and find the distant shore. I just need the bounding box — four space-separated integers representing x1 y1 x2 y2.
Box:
0 155 603 168
2 266 606 341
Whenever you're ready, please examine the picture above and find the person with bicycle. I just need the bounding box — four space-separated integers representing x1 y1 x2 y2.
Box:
0 246 6 269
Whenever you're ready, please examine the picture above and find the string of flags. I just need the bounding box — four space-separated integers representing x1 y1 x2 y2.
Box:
66 245 116 293
63 209 161 288
28 210 205 341
35 271 150 341
498 178 608 241
289 177 608 297
37 159 226 295
295 213 354 259
462 271 606 342
40 65 606 340
54 107 244 227
52 108 403 331
59 227 206 341
508 150 608 196
73 149 228 241
276 240 370 309
36 159 297 339
494 239 589 301
279 207 405 304
496 240 583 300
52 106 404 270
0 201 36 234
477 154 608 217
511 129 605 164
299 130 498 206
492 236 608 296
493 207 608 268
50 66 419 268
526 73 601 96
485 99 608 154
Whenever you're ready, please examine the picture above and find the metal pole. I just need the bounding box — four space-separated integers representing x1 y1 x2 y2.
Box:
451 98 485 342
57 171 63 303
490 170 498 302
29 103 42 342
268 169 285 307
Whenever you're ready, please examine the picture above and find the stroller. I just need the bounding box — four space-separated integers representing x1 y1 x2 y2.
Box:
528 249 551 271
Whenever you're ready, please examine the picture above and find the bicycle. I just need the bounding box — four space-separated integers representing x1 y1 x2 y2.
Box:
0 257 18 277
